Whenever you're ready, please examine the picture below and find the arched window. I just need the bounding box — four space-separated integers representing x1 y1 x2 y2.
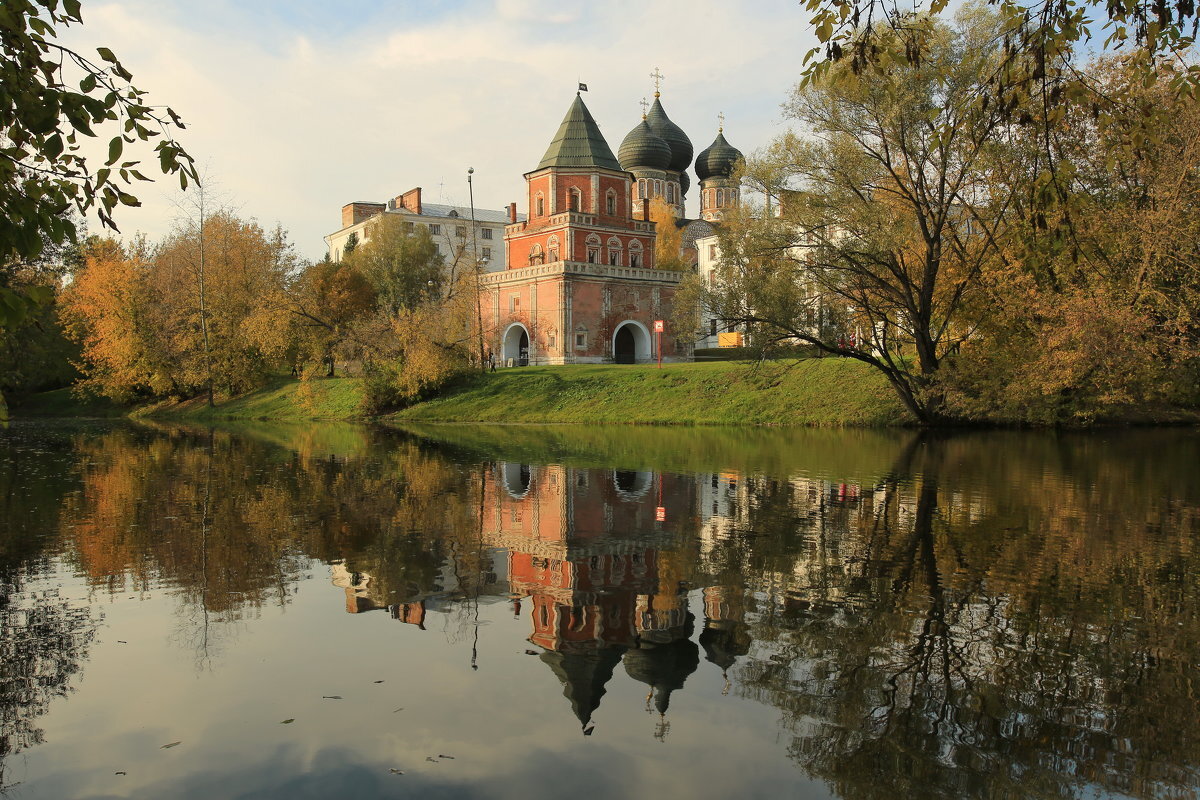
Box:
638 179 647 199
629 240 643 268
606 189 617 216
547 235 560 262
529 243 543 265
535 192 545 216
653 180 662 196
666 183 675 203
607 237 622 267
586 234 601 264
569 187 582 212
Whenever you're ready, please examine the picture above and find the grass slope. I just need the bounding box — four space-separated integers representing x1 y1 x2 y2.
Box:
392 359 907 426
140 376 364 421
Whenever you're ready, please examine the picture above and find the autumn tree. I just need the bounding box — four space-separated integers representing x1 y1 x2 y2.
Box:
285 257 376 376
0 1 196 414
153 210 294 398
701 7 1020 424
940 53 1200 423
648 195 686 271
346 216 443 315
60 237 174 400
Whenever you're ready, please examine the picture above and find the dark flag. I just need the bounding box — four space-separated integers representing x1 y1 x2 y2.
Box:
578 82 588 92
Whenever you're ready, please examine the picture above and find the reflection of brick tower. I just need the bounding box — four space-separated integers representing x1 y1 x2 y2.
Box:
481 461 695 731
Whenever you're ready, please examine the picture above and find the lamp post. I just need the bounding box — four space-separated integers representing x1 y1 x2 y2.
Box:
468 167 486 372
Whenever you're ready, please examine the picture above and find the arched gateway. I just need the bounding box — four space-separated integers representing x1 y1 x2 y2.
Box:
612 321 651 364
502 323 530 366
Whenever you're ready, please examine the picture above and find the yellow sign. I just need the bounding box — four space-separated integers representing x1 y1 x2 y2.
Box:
717 332 743 348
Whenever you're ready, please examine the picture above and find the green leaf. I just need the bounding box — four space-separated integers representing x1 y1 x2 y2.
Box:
97 47 118 64
107 136 123 166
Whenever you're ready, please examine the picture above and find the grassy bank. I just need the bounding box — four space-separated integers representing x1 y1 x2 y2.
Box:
11 360 909 426
392 359 907 426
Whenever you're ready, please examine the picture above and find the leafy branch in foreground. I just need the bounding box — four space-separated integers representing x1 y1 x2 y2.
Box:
1 0 197 328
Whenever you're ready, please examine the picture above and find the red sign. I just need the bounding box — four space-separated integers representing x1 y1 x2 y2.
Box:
653 320 664 332
655 506 666 522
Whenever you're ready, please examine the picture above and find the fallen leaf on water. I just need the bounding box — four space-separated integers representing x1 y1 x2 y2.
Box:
438 754 455 760
321 696 342 700
160 742 181 749
280 719 295 724
389 769 405 775
373 680 384 684
524 650 538 655
392 707 404 713
115 771 126 776
426 757 438 763
117 640 127 644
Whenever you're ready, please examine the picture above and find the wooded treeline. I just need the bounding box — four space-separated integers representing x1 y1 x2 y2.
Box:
685 4 1200 425
1 210 480 413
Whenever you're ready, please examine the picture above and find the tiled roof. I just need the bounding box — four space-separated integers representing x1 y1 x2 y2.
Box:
536 94 622 171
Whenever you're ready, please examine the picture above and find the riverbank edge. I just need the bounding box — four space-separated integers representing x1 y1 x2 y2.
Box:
10 360 913 427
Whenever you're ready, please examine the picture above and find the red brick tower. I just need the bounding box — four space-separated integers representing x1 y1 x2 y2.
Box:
482 92 691 365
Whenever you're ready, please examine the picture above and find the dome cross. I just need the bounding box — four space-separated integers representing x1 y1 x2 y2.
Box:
650 67 664 97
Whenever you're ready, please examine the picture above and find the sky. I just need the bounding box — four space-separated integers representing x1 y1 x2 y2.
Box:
59 0 819 261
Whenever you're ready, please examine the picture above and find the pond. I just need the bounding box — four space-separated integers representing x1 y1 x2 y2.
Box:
0 420 1197 799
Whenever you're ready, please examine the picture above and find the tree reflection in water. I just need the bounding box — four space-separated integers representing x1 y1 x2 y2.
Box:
1 421 1197 798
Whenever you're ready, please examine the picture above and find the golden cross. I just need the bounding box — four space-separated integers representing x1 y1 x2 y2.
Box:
718 111 725 133
639 96 649 117
650 67 664 96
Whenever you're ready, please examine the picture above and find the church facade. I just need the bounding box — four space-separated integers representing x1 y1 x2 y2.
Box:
483 92 692 366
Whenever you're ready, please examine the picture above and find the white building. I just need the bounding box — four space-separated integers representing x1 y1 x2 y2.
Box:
325 186 525 271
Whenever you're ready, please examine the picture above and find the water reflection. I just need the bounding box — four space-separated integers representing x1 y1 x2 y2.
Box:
0 422 1197 798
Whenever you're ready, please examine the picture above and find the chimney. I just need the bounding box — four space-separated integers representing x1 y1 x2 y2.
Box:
508 202 517 224
400 187 423 215
342 202 385 229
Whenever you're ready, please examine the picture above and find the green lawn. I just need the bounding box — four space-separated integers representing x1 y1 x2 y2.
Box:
11 360 909 426
391 359 908 426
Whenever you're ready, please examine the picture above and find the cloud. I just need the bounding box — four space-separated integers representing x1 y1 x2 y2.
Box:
55 0 815 261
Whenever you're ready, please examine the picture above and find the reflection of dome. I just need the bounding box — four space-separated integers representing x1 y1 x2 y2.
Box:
645 97 693 173
699 621 751 672
623 636 700 715
541 646 626 729
618 120 672 171
695 131 744 181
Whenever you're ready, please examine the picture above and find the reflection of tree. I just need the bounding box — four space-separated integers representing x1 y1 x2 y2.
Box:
714 432 1200 800
0 425 97 790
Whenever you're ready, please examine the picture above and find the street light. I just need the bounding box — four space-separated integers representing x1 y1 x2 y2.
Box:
468 167 486 372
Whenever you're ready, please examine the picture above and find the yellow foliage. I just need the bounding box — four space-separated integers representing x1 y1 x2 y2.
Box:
648 196 686 271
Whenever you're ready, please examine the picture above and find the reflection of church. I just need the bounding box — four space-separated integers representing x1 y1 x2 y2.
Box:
326 460 755 735
483 462 747 733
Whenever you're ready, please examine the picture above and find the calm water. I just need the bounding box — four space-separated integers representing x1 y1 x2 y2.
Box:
1 420 1198 800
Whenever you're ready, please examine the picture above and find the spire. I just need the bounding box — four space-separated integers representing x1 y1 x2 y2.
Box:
536 94 622 171
540 646 626 730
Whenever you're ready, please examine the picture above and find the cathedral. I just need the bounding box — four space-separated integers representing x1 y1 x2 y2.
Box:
482 80 744 366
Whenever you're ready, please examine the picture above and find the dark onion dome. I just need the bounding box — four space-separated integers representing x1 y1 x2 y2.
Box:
679 169 690 198
695 130 744 181
645 96 693 173
618 119 672 171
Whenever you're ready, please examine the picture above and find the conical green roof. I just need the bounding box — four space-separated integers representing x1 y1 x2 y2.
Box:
536 94 622 171
540 646 626 728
